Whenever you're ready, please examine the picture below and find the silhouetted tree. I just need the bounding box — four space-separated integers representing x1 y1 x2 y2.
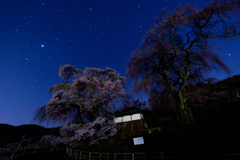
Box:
126 0 240 125
118 99 147 111
210 74 240 100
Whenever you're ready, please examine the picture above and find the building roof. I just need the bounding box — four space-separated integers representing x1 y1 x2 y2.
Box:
114 106 147 117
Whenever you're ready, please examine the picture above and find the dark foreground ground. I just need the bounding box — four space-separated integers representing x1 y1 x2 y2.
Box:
1 116 240 159
13 151 66 160
72 126 240 153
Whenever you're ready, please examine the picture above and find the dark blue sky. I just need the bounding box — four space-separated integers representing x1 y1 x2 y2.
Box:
1 0 239 128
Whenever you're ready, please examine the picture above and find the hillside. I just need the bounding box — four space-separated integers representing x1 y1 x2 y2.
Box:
0 124 60 147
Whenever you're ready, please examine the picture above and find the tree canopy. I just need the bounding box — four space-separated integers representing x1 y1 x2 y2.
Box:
34 64 127 125
34 64 128 145
126 0 240 125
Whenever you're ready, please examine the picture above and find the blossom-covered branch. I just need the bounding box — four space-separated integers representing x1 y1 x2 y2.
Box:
36 64 128 146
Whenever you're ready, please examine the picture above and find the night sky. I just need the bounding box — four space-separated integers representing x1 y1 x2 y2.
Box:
1 0 239 128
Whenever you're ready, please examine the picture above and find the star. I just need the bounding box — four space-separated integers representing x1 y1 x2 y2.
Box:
41 44 45 47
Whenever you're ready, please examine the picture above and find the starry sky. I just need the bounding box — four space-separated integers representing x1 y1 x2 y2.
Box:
0 0 239 128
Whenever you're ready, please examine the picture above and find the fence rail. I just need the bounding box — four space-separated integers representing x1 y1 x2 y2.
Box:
11 146 240 160
65 148 240 160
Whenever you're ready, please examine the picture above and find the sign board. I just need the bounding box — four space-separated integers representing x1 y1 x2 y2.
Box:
133 137 144 145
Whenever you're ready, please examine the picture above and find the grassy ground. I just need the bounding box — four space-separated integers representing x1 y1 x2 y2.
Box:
0 146 55 160
0 149 12 160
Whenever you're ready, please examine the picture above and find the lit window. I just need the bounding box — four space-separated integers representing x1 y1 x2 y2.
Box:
114 117 122 123
131 113 141 120
122 115 131 122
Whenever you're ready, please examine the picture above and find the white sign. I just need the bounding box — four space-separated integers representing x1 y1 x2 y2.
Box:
133 137 144 145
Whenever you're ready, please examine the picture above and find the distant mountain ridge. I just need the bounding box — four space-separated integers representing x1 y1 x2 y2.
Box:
0 123 60 147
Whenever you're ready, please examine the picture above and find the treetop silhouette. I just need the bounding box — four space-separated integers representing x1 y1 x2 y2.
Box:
126 0 240 125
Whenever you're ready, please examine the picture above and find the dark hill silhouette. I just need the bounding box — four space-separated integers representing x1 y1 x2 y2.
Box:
0 124 16 136
210 74 240 101
13 151 66 160
0 124 60 147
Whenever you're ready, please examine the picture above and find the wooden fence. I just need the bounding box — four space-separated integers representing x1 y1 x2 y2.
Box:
11 146 240 160
65 148 240 160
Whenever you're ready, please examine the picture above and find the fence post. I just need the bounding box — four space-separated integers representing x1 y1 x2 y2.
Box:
114 153 116 160
69 148 72 159
79 151 82 160
107 153 109 160
75 150 78 159
72 149 75 160
132 153 134 160
89 152 91 160
72 149 76 159
99 153 102 160
203 153 207 160
72 149 74 160
224 153 227 160
151 152 154 160
65 148 68 158
72 149 74 159
161 152 164 160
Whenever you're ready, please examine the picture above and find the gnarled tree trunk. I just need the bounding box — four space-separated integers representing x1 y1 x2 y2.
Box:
175 92 194 125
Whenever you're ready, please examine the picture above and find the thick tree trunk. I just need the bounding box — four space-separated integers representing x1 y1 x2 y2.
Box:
178 105 189 125
185 105 194 124
176 92 194 125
